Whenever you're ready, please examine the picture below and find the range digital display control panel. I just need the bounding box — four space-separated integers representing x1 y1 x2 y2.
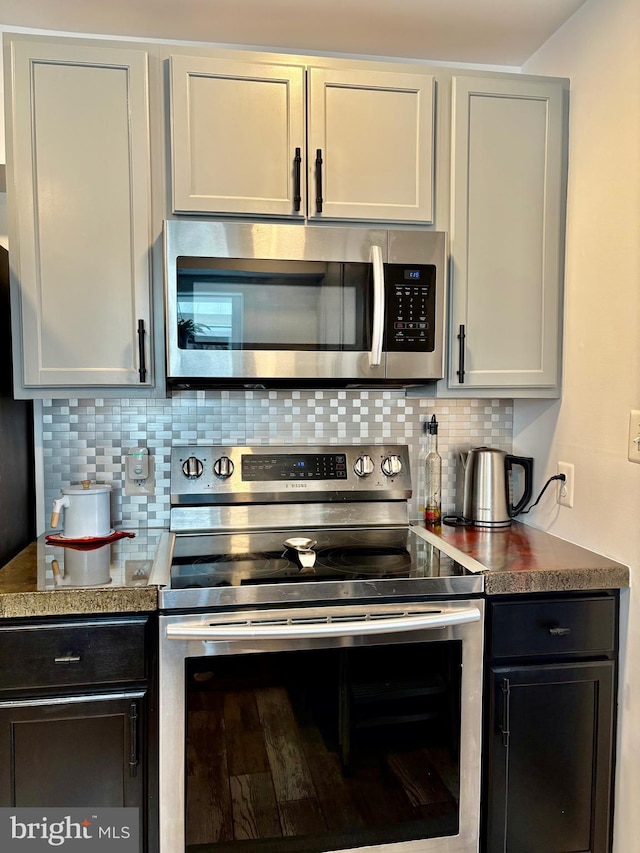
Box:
242 453 348 481
384 263 437 352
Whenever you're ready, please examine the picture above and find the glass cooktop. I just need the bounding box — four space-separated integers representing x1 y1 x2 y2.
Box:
170 527 468 590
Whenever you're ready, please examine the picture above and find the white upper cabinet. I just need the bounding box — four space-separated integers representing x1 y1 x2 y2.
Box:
170 57 434 223
448 76 567 394
6 39 153 392
170 56 306 217
307 68 434 222
5 32 568 399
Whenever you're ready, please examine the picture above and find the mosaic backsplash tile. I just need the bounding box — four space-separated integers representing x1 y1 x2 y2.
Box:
41 391 513 529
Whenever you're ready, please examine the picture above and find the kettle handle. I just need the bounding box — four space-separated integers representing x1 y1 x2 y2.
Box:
505 455 534 517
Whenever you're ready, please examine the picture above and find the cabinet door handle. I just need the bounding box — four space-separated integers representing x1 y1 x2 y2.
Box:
293 147 302 212
549 626 572 636
456 324 466 383
129 701 139 777
54 653 81 664
499 678 511 748
137 319 147 383
315 148 323 213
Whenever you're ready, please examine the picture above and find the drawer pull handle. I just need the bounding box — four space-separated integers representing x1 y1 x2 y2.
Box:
549 626 571 636
54 653 81 664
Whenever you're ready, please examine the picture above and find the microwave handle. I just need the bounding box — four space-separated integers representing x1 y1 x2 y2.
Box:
369 244 385 367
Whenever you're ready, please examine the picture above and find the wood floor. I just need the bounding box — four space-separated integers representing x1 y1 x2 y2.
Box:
185 680 459 852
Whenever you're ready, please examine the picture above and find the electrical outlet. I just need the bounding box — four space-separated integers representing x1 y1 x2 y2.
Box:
124 448 155 496
628 410 640 463
557 461 574 508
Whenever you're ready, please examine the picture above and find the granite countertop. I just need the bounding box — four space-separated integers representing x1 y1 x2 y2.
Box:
0 530 163 618
410 520 630 594
0 521 630 618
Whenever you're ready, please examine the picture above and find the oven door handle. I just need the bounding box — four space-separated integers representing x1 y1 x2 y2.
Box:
165 605 481 642
369 244 385 368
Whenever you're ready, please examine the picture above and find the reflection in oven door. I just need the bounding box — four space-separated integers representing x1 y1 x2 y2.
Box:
187 643 460 851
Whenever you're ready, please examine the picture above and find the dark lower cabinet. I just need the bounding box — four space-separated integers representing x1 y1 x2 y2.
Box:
0 693 145 809
0 614 151 853
484 593 618 853
486 661 614 853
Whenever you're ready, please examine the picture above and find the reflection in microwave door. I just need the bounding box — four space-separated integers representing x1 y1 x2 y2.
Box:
177 319 231 350
177 318 206 346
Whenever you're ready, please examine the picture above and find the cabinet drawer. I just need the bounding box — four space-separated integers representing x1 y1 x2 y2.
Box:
0 618 147 691
490 596 616 659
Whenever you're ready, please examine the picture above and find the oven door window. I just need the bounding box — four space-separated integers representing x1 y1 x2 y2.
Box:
185 640 461 851
176 258 372 351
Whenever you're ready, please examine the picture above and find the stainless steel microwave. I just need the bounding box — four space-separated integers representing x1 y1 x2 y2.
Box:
164 220 446 386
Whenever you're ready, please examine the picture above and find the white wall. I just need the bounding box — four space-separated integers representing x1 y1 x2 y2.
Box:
517 0 640 848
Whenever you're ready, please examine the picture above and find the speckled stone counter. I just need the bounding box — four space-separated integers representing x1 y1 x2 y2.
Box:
0 530 163 618
411 521 629 594
1 523 630 614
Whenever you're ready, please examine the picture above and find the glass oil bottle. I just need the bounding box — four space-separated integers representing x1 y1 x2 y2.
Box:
424 414 442 529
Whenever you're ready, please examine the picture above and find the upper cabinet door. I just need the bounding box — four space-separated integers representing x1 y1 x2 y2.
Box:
7 40 153 389
307 68 434 223
449 76 567 391
170 56 306 216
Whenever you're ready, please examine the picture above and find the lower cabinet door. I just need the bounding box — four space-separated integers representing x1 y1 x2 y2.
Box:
0 692 145 846
486 661 615 853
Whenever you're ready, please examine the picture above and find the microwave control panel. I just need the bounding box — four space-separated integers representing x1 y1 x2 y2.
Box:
384 264 436 352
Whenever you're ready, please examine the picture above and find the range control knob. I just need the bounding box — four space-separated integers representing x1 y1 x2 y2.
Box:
182 456 204 479
353 454 375 477
213 456 235 478
381 454 403 477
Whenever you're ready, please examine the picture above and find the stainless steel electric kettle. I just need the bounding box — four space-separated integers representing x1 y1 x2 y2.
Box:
460 447 533 528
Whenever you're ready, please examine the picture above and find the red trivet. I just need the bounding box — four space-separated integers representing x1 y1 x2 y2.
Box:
45 530 136 550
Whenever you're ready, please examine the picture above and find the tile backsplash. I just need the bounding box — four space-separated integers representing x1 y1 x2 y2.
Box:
41 390 513 529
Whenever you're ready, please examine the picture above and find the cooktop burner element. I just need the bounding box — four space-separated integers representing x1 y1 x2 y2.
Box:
154 444 483 610
169 527 465 591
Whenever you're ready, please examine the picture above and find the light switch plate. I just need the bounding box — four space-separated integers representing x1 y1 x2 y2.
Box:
628 410 640 464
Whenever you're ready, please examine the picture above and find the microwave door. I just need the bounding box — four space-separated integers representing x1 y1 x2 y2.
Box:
170 255 385 382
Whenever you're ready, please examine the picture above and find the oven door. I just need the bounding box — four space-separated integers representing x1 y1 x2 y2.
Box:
158 600 483 853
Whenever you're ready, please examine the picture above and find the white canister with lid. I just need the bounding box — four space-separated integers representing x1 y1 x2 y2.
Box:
50 480 112 539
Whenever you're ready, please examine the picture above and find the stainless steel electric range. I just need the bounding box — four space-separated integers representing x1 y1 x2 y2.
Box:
152 444 484 853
